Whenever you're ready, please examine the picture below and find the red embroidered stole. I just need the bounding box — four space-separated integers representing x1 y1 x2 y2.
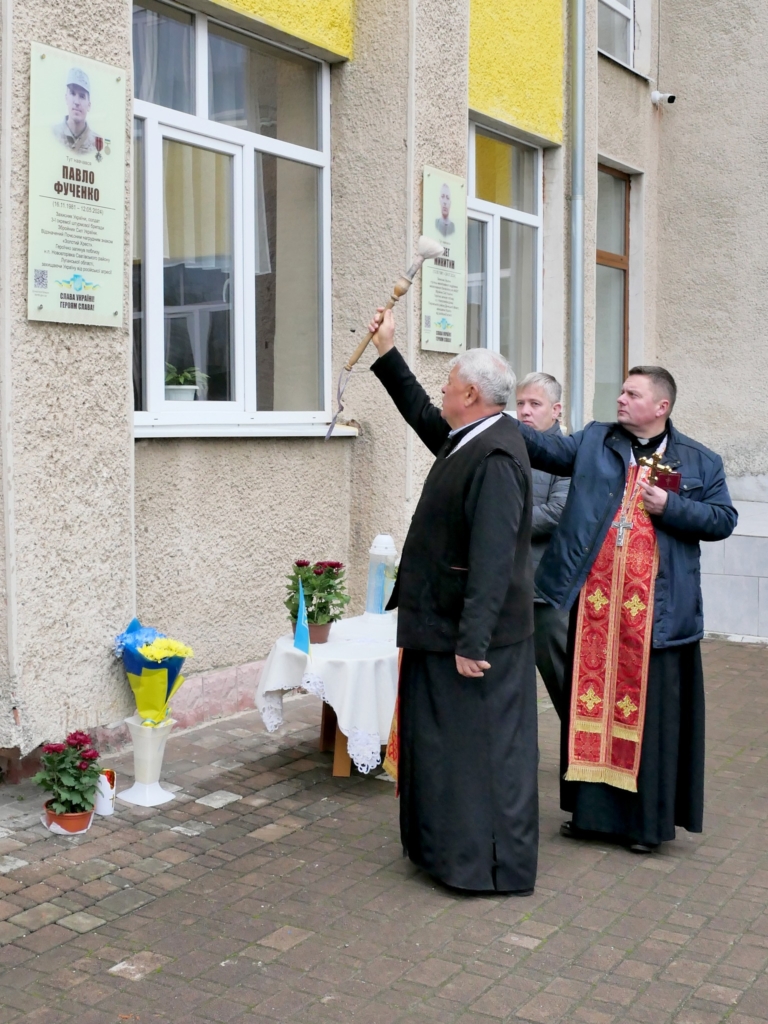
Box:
382 651 402 791
565 464 659 793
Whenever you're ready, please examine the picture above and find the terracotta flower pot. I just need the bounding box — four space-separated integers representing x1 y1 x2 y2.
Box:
292 621 332 644
44 800 94 834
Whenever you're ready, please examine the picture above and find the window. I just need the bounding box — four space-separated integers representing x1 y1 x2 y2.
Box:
595 165 630 421
132 0 331 436
598 0 634 68
466 124 542 383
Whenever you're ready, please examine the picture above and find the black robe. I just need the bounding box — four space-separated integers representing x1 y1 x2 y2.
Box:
371 348 538 893
560 607 705 847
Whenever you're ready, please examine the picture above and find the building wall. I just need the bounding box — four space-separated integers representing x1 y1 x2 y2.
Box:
655 0 768 478
469 0 564 144
0 0 135 752
208 0 355 59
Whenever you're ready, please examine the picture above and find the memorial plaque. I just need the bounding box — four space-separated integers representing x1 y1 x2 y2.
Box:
27 43 126 326
420 166 466 354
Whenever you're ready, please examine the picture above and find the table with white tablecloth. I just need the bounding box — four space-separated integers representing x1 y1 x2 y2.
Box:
256 613 398 775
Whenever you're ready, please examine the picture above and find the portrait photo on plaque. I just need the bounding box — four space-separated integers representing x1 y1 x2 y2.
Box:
27 42 126 326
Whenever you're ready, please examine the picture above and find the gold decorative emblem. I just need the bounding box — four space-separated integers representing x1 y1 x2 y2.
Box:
579 686 603 712
587 588 609 612
616 695 638 719
623 593 646 618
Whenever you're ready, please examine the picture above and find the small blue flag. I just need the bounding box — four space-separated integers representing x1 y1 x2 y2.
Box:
294 578 311 655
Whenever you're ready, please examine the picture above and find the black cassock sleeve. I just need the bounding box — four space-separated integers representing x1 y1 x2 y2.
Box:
371 346 450 456
457 451 525 661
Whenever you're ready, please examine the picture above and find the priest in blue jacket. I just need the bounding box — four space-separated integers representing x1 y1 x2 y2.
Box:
519 367 737 853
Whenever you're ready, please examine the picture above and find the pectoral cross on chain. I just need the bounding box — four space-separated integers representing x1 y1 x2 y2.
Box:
612 513 633 548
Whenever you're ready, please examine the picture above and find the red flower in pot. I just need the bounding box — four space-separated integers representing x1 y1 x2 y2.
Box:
33 731 104 833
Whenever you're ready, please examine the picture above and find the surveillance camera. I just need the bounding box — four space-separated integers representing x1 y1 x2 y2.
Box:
651 91 676 105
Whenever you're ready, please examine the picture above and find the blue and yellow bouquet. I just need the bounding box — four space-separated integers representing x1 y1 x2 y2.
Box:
114 618 193 727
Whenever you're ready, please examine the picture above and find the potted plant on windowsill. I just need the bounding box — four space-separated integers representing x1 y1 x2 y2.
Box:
285 560 351 643
165 363 209 401
32 732 102 834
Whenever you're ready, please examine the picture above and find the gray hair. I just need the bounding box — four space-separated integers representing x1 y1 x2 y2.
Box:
448 349 516 406
517 371 562 405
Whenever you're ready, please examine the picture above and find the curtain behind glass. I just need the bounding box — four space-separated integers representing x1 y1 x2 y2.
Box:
163 140 234 402
208 23 318 149
499 220 536 381
133 119 145 411
597 171 626 254
133 0 194 112
598 2 631 64
255 155 322 411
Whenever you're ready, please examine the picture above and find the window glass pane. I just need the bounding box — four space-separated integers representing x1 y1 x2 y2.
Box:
255 155 322 411
595 264 625 420
499 220 537 380
597 170 627 254
133 119 145 411
598 1 631 64
163 140 234 402
209 24 319 150
133 0 194 112
475 129 536 214
466 219 487 350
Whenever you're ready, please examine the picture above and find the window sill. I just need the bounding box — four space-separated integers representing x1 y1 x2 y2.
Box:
133 421 359 439
597 50 651 82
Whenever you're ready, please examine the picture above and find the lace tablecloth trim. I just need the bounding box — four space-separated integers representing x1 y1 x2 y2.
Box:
346 728 382 774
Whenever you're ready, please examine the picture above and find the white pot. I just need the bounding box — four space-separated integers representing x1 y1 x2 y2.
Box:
165 384 198 401
94 769 116 816
117 714 176 807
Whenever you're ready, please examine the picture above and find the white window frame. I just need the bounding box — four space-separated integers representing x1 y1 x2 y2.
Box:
133 5 345 438
597 0 635 70
466 122 543 373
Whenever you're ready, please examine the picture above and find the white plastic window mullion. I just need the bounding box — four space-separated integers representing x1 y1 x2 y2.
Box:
231 145 246 411
195 14 209 120
144 117 166 415
599 0 632 17
241 145 257 414
320 62 332 414
490 212 501 355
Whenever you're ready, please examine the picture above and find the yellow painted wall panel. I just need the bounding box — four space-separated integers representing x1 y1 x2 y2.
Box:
209 0 354 59
470 0 564 144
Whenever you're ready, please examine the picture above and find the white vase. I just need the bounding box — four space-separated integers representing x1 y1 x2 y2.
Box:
117 715 176 807
165 384 198 401
94 769 116 816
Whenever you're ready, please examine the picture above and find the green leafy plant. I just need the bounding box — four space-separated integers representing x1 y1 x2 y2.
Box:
165 363 209 387
285 560 351 625
32 731 102 814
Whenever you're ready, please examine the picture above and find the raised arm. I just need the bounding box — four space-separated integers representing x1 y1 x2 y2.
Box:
518 421 582 476
369 309 450 455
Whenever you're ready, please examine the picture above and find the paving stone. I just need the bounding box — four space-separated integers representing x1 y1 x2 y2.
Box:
94 888 154 915
0 857 28 875
8 902 66 931
194 791 242 809
108 950 172 981
65 859 117 883
57 912 106 934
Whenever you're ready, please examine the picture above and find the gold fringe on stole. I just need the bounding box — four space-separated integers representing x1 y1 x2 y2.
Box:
563 763 639 793
612 724 640 741
573 719 603 733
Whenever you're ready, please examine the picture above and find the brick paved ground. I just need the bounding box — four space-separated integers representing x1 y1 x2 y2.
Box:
0 638 765 1023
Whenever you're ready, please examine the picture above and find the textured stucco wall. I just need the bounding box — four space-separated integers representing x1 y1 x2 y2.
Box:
469 0 564 144
0 0 135 751
134 439 352 672
208 0 355 58
655 0 768 474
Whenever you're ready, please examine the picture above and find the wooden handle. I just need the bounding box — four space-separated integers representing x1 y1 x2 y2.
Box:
344 276 414 371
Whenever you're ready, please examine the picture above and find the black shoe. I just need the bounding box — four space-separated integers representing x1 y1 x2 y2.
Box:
559 820 581 839
629 842 657 854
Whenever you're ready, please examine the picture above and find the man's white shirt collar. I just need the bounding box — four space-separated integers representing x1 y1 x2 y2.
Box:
446 413 503 457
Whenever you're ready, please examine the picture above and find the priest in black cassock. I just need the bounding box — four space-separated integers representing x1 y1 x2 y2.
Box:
519 367 737 853
369 307 538 895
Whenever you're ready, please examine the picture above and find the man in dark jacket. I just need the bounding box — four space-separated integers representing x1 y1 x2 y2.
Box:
369 307 538 895
519 366 737 853
517 372 570 719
